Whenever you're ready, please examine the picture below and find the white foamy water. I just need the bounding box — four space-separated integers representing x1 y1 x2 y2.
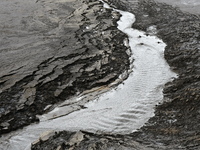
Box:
0 1 177 150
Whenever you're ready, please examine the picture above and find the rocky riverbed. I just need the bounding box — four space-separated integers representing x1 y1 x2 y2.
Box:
122 0 200 149
0 0 130 135
0 0 199 150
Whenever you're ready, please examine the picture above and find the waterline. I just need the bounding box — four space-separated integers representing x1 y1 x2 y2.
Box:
0 1 177 149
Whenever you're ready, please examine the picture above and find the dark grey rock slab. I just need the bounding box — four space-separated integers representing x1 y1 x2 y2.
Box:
0 0 130 134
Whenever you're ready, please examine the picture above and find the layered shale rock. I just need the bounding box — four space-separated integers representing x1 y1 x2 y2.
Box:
1 0 199 149
32 0 199 149
31 131 153 150
0 0 130 134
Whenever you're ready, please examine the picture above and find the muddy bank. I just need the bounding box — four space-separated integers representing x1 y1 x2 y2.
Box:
31 0 199 149
0 0 130 135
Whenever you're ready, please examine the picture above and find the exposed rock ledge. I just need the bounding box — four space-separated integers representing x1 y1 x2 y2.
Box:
31 0 199 149
0 0 199 149
0 0 130 134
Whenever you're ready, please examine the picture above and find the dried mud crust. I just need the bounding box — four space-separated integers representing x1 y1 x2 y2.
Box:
0 0 130 135
106 0 200 149
32 0 199 150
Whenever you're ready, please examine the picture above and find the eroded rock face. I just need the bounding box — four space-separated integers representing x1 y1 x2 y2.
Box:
31 0 199 149
31 131 153 150
0 0 130 134
1 0 199 149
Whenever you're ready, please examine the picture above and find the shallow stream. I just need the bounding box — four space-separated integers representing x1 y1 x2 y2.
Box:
0 1 177 149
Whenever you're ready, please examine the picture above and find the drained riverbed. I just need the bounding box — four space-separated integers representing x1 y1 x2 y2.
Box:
0 1 177 150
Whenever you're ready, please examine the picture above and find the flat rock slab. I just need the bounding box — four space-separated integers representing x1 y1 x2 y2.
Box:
31 131 154 150
0 0 130 134
33 0 200 149
0 0 200 150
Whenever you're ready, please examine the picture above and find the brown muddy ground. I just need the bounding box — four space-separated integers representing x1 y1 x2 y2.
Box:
0 0 199 149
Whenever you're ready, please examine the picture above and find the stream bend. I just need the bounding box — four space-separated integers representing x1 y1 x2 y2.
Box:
0 1 177 150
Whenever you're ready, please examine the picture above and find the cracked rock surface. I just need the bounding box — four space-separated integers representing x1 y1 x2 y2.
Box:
0 0 130 134
31 131 153 150
0 0 199 150
31 0 199 150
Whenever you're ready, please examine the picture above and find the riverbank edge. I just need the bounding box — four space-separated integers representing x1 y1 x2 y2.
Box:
0 0 131 135
31 0 200 149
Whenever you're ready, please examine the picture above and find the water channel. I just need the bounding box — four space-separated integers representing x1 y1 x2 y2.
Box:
0 1 177 149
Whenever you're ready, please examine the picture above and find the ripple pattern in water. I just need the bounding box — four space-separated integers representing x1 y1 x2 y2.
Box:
0 1 177 150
